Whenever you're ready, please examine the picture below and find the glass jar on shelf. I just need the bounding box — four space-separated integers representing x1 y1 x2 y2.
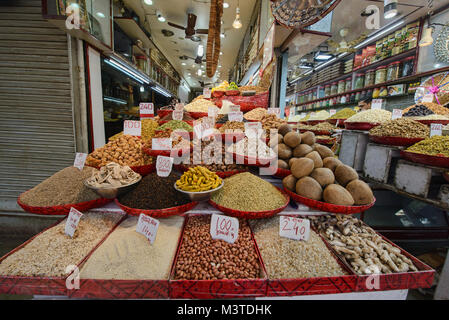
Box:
402 56 415 77
354 73 365 90
324 84 331 97
379 86 388 97
366 89 373 99
318 86 325 98
386 61 401 81
312 90 317 100
372 87 380 99
360 90 367 101
365 69 375 87
345 77 352 92
350 93 356 102
341 95 347 104
375 66 387 84
330 82 338 96
355 91 361 101
337 80 346 94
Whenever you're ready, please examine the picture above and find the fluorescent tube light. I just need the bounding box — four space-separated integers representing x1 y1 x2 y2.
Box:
104 58 149 84
104 96 127 105
152 85 172 97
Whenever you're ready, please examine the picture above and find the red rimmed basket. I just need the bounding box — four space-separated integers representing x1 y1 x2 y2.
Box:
212 90 225 98
400 150 449 168
157 109 173 118
17 193 112 216
273 168 291 178
225 90 240 96
316 138 336 145
188 111 209 119
215 123 224 128
175 164 249 178
327 118 347 127
85 164 155 177
114 199 198 218
283 187 376 214
208 187 290 219
142 146 193 158
416 119 449 126
344 122 380 131
369 135 425 147
307 120 326 126
154 130 194 140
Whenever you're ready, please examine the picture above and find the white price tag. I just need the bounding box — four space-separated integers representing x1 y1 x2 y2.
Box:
392 109 403 120
65 207 83 238
230 105 240 112
73 152 87 170
203 88 211 99
156 155 173 177
244 122 262 138
152 138 172 151
139 103 154 119
228 111 243 122
430 123 443 137
279 216 310 241
267 108 281 117
208 106 219 118
422 94 434 103
136 213 159 244
300 112 306 118
175 103 184 111
172 110 183 120
124 120 141 136
210 214 239 244
371 99 383 110
329 109 337 116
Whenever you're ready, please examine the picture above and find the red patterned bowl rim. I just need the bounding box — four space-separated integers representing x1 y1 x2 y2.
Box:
369 135 425 146
416 119 449 125
114 199 198 218
283 187 376 214
400 150 449 167
175 164 249 178
344 122 380 130
17 192 111 216
142 146 193 158
85 164 155 176
274 168 291 178
188 112 209 119
208 187 290 219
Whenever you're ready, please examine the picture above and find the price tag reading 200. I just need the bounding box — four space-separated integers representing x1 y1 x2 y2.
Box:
210 214 239 244
279 216 310 241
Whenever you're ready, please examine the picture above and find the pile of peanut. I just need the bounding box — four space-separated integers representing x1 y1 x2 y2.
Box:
174 215 260 280
86 135 152 167
261 114 287 130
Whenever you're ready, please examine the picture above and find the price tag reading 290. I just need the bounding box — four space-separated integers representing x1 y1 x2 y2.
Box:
210 214 239 244
279 216 310 241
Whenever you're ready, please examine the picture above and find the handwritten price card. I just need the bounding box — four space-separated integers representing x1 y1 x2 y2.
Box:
136 213 160 244
175 103 184 111
228 111 243 122
329 109 337 116
208 106 219 118
139 103 154 119
267 108 281 117
430 123 443 137
279 216 310 241
65 207 83 238
124 120 141 136
203 88 211 99
152 138 172 151
230 105 240 112
371 99 384 110
244 122 262 138
172 110 183 120
392 109 403 120
73 152 87 170
156 155 174 177
210 214 239 244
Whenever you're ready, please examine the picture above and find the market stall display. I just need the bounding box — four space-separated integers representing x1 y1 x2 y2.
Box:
227 137 277 165
158 120 193 132
401 136 449 168
327 108 356 126
368 118 429 146
299 122 336 135
175 166 222 192
243 108 268 121
109 119 159 142
344 109 392 130
184 98 216 115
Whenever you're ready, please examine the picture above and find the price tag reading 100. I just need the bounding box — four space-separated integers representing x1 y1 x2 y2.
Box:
210 214 239 244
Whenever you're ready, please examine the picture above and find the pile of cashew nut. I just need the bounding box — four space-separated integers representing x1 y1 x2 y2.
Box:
310 215 418 275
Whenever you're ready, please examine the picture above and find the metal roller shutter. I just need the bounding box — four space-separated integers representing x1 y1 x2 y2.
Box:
0 0 75 209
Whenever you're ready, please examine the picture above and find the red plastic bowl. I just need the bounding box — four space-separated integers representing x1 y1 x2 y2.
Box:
416 119 449 126
283 187 376 214
17 193 112 216
307 120 326 126
345 122 380 131
157 109 173 118
188 112 209 119
327 119 346 127
142 146 193 158
400 150 449 168
369 135 425 147
208 187 290 219
225 90 240 96
115 199 198 218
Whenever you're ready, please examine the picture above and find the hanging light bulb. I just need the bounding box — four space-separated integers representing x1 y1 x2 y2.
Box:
197 69 202 76
144 0 153 5
384 0 398 19
232 2 242 29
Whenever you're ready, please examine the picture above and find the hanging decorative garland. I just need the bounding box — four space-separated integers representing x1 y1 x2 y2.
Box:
206 0 223 78
270 0 342 29
434 23 449 64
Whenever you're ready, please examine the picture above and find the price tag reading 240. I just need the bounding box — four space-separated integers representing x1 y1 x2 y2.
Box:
139 103 154 119
279 216 310 241
210 214 239 244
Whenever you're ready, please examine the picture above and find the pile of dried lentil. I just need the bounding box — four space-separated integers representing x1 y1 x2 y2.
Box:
210 172 286 212
173 215 260 280
20 166 101 207
0 212 123 277
118 172 191 209
250 217 347 279
80 216 183 280
369 118 430 138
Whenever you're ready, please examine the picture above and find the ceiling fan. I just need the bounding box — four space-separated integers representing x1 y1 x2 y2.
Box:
179 55 205 65
199 80 214 88
167 13 208 39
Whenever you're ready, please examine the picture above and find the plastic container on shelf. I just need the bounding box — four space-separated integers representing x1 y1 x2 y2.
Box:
375 65 387 84
350 93 356 102
379 86 388 97
402 56 415 77
136 55 147 73
318 86 325 98
386 61 401 82
355 91 361 101
365 69 375 87
330 82 338 96
366 89 373 99
372 87 380 98
360 90 367 101
337 80 346 94
324 84 331 97
345 77 352 92
354 73 365 90
312 90 317 100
